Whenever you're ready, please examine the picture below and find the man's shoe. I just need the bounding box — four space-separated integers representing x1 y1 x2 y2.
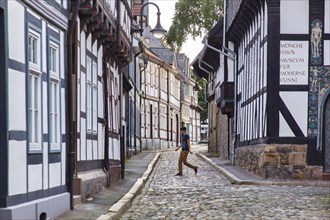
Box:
175 173 182 176
194 167 198 175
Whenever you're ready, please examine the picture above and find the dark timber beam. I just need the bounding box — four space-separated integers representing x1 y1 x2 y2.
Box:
266 0 280 137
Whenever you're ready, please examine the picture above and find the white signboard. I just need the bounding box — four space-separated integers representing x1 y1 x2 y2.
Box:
280 41 308 85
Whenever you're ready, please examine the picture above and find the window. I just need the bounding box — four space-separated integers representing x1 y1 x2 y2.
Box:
49 41 60 151
50 45 57 72
28 29 41 151
50 80 59 146
86 57 97 133
108 73 113 131
86 57 92 131
92 61 97 132
28 33 38 65
29 74 40 146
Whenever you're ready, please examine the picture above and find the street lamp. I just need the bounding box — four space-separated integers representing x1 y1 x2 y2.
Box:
132 2 167 38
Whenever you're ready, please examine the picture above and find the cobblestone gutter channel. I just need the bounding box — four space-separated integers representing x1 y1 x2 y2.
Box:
96 153 161 220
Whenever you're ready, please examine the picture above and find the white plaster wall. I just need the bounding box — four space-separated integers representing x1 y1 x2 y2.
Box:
81 32 86 67
61 144 66 185
324 40 330 65
28 164 43 192
8 141 27 195
49 163 61 188
325 0 330 34
263 42 268 87
42 21 47 73
280 91 308 137
113 139 120 160
80 118 86 160
87 139 92 160
93 140 98 160
80 67 86 113
8 1 25 63
98 124 104 160
279 112 295 137
8 69 26 130
43 143 49 189
280 0 309 34
43 84 48 134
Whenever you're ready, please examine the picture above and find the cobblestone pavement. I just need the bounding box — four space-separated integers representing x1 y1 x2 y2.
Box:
121 151 330 220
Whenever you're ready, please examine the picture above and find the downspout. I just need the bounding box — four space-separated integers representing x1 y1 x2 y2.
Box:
117 0 125 179
66 0 79 210
103 57 110 187
204 36 237 165
134 45 143 154
139 60 147 152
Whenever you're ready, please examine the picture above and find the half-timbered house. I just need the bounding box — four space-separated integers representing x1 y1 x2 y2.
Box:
71 0 132 202
195 0 330 179
0 0 69 219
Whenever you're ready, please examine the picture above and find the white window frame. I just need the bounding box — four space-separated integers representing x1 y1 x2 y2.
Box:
50 80 60 149
86 57 92 131
28 29 40 72
108 73 113 132
28 29 41 152
49 42 59 75
49 40 61 151
92 60 97 133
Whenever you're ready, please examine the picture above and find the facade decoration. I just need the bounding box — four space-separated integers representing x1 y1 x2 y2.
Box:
308 66 330 138
310 19 322 65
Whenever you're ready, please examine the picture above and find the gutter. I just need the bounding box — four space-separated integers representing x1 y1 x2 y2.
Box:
66 0 80 210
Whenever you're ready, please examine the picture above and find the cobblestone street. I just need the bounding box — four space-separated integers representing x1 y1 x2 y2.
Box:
122 151 330 220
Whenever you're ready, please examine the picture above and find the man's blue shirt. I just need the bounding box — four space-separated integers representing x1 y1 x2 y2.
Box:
181 133 190 151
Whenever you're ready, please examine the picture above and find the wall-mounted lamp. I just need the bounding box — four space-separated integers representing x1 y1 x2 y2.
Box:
138 56 148 69
132 2 167 38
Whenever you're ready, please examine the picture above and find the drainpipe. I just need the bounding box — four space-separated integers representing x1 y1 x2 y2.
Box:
134 45 143 154
103 57 110 187
204 36 237 165
67 0 80 210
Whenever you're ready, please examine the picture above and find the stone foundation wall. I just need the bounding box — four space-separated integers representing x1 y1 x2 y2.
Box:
77 170 107 201
208 101 218 153
216 110 229 160
235 144 323 180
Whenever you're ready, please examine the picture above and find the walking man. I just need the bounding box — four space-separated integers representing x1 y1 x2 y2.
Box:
175 127 198 176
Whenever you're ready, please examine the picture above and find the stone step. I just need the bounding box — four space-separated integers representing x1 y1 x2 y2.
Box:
73 195 82 208
322 173 330 181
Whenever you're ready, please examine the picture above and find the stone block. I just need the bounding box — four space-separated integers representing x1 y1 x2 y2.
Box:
290 153 306 166
303 166 323 180
292 170 305 180
277 145 293 153
264 145 277 153
259 153 279 167
279 154 289 165
293 145 307 153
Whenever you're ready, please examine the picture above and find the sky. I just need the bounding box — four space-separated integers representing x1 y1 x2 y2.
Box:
148 0 204 63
